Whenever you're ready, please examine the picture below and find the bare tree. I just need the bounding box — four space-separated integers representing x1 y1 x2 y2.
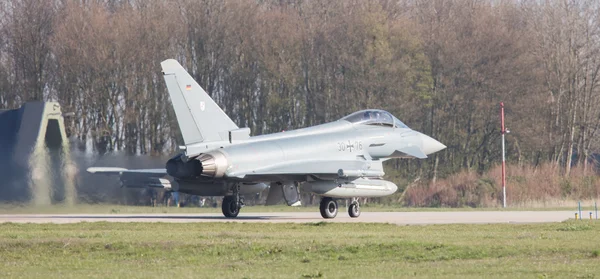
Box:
1 0 56 103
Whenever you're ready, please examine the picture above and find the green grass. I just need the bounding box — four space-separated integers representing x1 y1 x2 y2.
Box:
0 221 599 278
0 203 596 214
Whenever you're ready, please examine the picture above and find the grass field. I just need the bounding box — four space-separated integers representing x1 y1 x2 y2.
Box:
0 221 599 278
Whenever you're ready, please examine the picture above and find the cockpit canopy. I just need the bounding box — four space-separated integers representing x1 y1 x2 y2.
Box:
342 110 409 128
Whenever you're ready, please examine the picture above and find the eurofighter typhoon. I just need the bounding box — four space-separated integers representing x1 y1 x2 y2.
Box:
88 59 446 219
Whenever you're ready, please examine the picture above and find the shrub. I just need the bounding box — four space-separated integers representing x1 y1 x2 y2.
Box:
402 163 600 207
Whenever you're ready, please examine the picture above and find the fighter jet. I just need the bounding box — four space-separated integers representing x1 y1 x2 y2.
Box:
87 59 446 219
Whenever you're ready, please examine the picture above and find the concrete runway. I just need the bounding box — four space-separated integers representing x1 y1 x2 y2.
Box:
0 211 577 225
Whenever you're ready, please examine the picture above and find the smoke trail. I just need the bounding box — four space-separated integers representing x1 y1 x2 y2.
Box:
73 147 171 205
28 143 51 206
59 124 76 206
0 102 173 206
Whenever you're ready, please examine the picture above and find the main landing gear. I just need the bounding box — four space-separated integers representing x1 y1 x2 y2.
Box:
320 197 338 218
319 197 361 219
222 184 244 218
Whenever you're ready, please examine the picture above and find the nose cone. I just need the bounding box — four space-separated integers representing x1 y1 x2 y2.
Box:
419 133 446 155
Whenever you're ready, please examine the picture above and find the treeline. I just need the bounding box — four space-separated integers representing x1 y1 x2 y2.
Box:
1 0 600 183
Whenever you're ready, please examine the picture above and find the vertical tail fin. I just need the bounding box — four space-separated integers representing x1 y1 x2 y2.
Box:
161 59 238 144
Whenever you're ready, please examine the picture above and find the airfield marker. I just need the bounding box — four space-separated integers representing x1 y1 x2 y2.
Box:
500 102 507 208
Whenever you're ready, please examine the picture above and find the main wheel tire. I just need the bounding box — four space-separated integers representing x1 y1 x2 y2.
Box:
222 196 240 218
319 197 338 219
348 202 360 218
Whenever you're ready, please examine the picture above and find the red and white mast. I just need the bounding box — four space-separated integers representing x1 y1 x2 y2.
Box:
500 102 507 208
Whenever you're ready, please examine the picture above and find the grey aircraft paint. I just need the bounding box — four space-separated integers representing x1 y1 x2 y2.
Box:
88 59 446 219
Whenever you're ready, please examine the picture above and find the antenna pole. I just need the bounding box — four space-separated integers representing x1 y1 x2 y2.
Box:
501 102 507 208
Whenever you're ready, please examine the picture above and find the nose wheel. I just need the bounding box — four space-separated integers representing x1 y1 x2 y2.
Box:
319 197 338 218
348 199 360 218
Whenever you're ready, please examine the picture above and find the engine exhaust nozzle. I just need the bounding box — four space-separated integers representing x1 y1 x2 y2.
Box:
198 151 228 178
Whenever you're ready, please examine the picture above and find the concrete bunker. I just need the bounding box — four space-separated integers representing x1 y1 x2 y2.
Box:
0 102 76 205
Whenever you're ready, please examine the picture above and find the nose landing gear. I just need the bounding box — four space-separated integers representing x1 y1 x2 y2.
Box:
348 198 360 218
319 197 361 219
